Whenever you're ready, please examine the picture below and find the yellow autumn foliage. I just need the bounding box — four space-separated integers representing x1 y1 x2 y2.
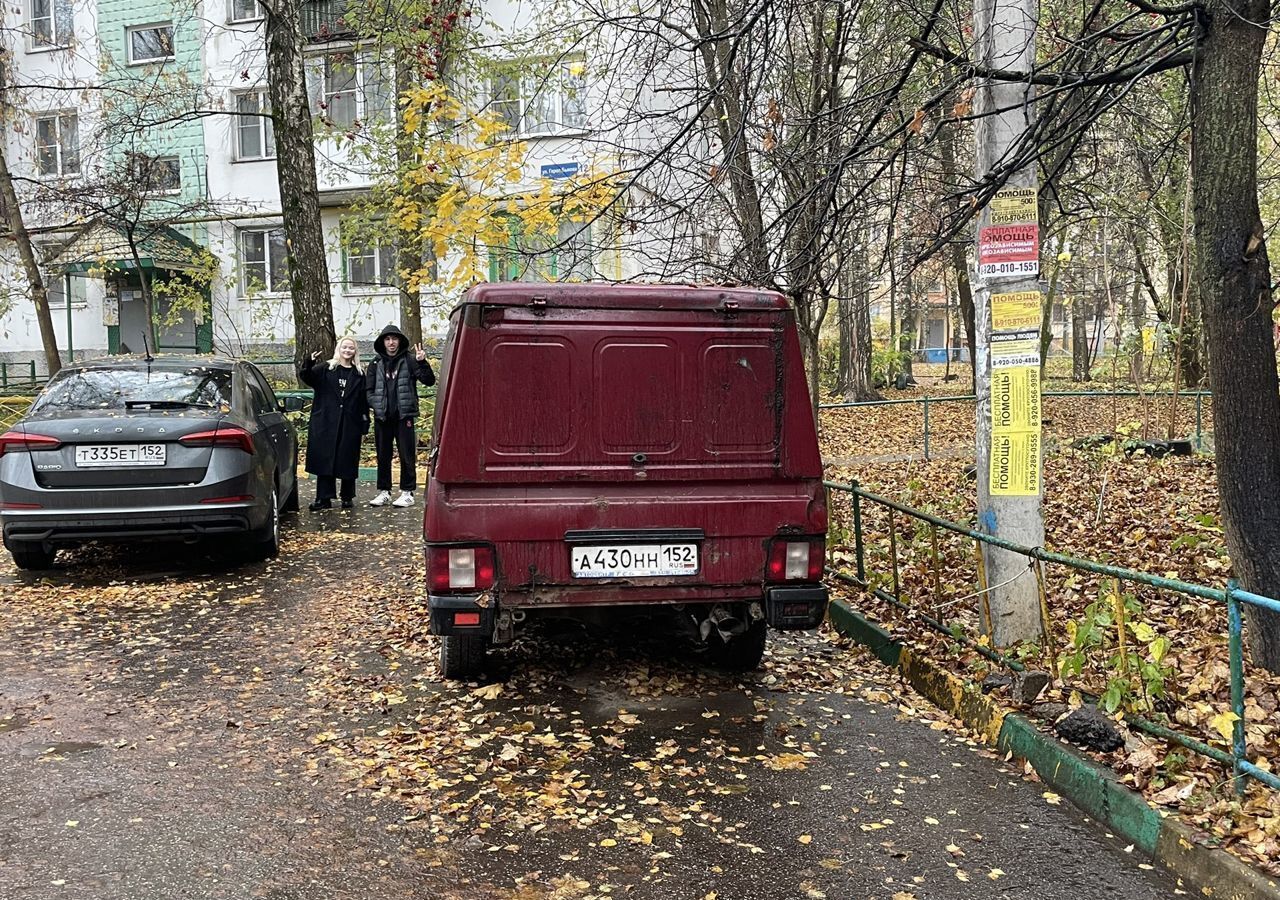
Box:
386 83 615 292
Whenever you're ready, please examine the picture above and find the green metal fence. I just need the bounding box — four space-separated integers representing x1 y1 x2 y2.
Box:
825 479 1279 797
820 390 1213 459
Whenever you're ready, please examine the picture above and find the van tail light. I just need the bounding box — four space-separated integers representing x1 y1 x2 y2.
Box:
179 426 254 454
0 431 62 456
766 537 825 583
428 545 496 593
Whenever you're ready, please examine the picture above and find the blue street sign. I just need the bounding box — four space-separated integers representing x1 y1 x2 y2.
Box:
541 162 580 180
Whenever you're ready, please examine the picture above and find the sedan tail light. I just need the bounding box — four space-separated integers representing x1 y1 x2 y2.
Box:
428 545 496 593
179 426 254 454
766 537 825 583
0 431 62 456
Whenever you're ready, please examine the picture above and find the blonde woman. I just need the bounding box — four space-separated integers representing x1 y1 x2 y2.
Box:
299 337 370 509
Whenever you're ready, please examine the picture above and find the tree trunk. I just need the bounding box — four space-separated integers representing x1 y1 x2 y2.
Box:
0 147 60 376
936 110 976 385
837 237 878 401
953 245 977 386
394 55 424 347
835 263 854 396
1071 298 1090 381
1191 0 1280 671
1038 243 1064 378
263 1 336 371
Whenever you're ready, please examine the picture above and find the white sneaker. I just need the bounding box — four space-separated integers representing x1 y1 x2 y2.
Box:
369 490 392 507
392 491 414 508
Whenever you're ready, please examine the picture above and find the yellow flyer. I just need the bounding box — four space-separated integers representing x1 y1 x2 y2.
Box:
990 366 1041 432
992 291 1042 332
990 430 1042 496
990 187 1038 225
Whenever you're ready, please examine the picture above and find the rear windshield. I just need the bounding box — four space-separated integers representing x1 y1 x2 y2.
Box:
34 367 234 411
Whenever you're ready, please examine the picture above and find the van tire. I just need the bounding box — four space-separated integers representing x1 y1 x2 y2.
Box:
440 634 487 680
711 620 767 672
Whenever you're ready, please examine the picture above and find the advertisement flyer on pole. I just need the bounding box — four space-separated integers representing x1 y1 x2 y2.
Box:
992 291 1042 332
978 224 1040 278
989 186 1038 225
990 430 1042 496
990 366 1041 431
990 329 1041 368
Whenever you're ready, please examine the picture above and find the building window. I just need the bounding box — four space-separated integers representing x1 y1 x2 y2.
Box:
127 23 174 64
345 238 397 291
35 113 79 177
228 0 261 23
307 51 392 129
235 91 275 160
239 227 288 294
490 218 597 282
126 153 181 193
30 0 72 48
489 60 587 137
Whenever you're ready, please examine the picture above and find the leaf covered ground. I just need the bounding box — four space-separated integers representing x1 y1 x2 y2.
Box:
0 518 1181 899
820 395 1280 877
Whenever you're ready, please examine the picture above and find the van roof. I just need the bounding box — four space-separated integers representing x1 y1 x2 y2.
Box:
463 283 788 311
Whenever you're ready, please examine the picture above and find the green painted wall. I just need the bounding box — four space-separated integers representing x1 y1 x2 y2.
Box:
97 1 207 207
97 0 210 350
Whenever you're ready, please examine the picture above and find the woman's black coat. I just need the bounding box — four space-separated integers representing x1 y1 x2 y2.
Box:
299 358 369 479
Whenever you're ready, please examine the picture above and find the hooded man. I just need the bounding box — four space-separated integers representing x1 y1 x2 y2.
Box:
365 323 436 507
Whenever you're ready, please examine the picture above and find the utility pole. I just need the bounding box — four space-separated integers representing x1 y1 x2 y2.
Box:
972 0 1044 645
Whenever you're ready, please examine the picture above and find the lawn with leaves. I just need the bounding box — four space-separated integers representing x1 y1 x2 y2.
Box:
821 400 1280 876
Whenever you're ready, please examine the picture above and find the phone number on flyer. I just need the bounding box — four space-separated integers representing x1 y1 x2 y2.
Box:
978 261 1040 277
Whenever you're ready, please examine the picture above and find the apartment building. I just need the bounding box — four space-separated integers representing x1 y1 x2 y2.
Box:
0 0 632 363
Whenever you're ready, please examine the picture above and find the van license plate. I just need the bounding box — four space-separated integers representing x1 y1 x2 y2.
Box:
75 444 166 467
571 544 698 578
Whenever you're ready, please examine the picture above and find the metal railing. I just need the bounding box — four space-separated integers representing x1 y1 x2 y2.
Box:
820 390 1213 459
825 479 1279 797
0 361 42 394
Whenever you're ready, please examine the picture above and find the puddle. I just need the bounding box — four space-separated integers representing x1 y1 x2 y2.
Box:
41 741 102 756
0 715 28 735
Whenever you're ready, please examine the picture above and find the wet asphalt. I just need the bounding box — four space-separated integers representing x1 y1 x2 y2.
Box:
0 503 1184 899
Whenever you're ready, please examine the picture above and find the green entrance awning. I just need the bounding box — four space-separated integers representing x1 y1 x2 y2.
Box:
50 223 213 274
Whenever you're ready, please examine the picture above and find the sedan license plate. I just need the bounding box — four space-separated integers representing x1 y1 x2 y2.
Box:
571 544 698 578
74 444 167 467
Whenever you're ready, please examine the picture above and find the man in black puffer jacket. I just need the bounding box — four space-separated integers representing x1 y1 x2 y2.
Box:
365 323 435 507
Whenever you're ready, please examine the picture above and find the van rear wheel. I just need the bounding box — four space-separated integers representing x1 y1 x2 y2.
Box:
711 620 767 672
440 634 487 680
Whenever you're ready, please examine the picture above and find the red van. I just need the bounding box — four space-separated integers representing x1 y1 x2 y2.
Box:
423 283 828 679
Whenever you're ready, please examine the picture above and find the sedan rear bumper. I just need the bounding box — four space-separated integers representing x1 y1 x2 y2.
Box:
1 501 261 546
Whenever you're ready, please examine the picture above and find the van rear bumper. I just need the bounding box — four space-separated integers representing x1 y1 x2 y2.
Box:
428 594 495 636
765 585 829 629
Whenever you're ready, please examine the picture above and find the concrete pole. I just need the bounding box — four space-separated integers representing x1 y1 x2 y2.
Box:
972 0 1045 645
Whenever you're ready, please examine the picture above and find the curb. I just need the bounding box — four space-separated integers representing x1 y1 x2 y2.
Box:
829 597 1280 900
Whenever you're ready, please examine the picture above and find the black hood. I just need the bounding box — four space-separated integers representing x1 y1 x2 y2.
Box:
375 323 409 358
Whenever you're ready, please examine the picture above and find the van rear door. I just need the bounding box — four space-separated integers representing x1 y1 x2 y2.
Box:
427 286 824 597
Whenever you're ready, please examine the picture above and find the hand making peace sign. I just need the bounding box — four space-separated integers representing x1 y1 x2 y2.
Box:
414 343 426 362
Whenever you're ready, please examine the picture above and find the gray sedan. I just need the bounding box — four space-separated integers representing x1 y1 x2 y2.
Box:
0 355 301 570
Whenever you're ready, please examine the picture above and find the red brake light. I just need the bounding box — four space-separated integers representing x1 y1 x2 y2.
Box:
179 426 254 454
0 431 62 456
428 545 496 593
766 537 825 583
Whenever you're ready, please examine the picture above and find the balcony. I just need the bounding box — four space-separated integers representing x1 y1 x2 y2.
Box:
302 0 356 43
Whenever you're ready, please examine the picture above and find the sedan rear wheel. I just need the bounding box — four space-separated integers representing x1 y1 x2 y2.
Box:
238 488 280 562
282 454 300 513
10 544 56 571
